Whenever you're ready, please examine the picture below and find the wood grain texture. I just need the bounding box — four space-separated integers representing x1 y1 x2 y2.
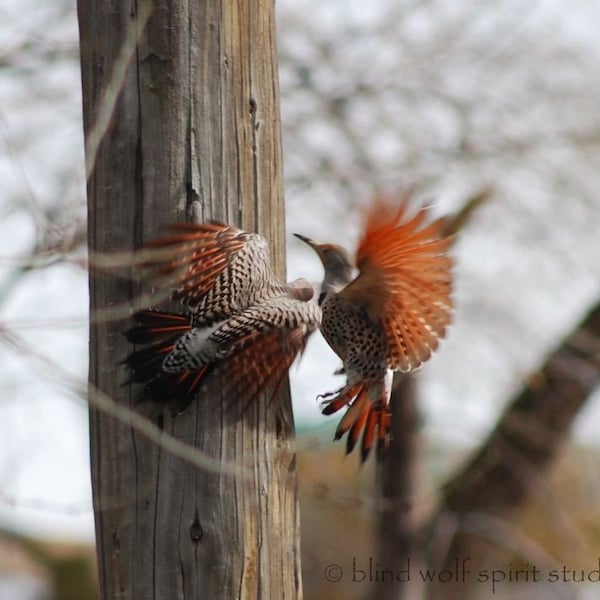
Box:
78 1 301 598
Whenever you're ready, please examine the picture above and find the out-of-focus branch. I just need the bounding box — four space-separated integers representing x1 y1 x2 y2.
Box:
374 375 424 600
373 192 491 600
0 327 247 479
425 299 600 598
441 187 492 239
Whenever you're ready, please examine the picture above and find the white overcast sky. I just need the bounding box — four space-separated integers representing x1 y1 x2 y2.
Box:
0 0 599 543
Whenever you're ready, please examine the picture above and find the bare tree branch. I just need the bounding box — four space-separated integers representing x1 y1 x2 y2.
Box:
425 300 600 598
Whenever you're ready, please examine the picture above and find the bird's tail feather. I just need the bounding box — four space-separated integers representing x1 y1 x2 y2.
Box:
124 309 308 417
123 309 213 412
321 381 390 462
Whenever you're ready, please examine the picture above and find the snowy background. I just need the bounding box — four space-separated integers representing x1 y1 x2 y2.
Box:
1 0 600 548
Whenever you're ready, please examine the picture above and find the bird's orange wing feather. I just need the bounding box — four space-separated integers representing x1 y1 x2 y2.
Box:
124 309 310 415
219 326 310 415
340 196 453 372
134 223 249 308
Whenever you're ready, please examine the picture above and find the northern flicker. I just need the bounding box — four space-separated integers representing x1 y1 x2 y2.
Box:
295 196 453 461
124 222 320 414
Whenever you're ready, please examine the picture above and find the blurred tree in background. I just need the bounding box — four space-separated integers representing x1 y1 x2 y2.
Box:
1 1 599 598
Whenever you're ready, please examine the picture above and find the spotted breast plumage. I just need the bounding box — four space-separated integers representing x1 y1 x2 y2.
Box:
124 222 320 414
295 195 453 461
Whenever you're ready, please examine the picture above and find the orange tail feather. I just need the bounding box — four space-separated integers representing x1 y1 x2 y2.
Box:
123 309 213 411
321 382 391 463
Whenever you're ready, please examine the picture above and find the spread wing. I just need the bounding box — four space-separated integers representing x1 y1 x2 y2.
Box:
123 299 320 415
213 297 321 411
339 196 453 372
135 223 278 318
219 325 311 415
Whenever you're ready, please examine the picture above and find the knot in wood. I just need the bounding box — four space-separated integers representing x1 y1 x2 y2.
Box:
189 519 203 543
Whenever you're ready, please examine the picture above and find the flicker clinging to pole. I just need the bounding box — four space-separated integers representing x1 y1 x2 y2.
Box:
124 222 320 414
295 195 453 461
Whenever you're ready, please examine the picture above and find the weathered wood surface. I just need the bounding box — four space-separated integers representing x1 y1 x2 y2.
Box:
78 1 301 598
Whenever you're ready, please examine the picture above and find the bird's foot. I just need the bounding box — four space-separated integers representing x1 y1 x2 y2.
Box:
319 383 362 415
317 386 344 401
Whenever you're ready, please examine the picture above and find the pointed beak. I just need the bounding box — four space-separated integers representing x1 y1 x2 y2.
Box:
293 232 313 245
294 233 320 252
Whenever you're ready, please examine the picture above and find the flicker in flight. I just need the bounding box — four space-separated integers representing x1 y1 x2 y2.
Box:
295 196 453 461
124 222 320 414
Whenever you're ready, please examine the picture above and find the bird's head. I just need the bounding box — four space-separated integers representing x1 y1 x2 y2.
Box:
294 234 354 294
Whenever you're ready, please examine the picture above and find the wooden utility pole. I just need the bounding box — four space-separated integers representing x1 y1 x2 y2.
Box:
78 1 301 598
